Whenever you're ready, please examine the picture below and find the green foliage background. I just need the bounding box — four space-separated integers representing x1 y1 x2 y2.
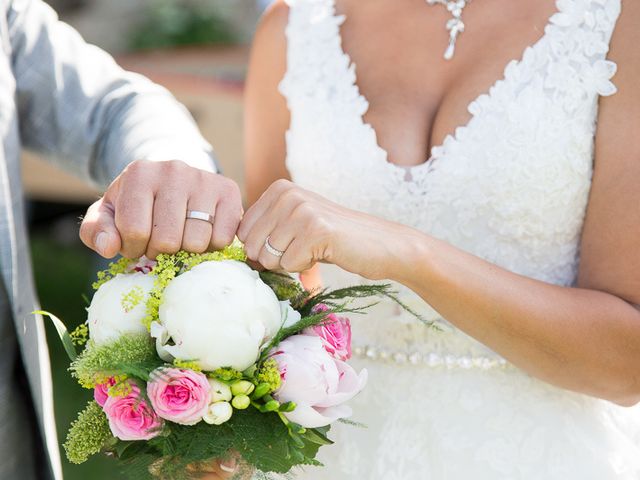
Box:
128 0 238 51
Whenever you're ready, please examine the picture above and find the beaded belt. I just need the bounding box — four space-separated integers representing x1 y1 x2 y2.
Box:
352 345 510 370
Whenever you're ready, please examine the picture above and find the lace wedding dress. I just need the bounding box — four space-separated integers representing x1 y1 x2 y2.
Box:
274 0 640 478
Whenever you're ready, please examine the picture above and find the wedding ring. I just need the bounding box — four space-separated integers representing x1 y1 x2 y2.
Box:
264 236 284 258
186 210 214 225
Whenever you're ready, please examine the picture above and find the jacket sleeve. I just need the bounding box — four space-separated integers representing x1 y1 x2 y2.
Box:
8 0 218 189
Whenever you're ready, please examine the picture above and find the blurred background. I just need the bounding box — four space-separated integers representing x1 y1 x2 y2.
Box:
29 1 271 478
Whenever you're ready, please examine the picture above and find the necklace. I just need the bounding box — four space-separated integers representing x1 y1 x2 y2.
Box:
426 0 470 60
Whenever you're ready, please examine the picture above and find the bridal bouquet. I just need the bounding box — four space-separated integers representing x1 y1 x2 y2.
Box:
45 245 395 479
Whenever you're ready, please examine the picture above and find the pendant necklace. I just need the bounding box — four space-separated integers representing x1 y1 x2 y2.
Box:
426 0 470 60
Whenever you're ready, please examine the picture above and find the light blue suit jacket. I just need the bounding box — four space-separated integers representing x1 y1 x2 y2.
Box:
0 1 218 477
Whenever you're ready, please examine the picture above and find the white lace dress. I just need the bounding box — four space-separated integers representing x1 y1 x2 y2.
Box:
274 0 640 478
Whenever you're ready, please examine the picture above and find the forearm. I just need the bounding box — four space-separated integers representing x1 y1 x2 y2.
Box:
387 229 640 406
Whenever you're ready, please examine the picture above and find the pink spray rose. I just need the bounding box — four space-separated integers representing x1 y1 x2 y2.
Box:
147 368 212 425
102 382 163 441
304 304 352 360
94 377 116 407
271 334 367 428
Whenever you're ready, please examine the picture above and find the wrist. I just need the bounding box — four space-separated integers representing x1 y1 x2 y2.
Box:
382 225 435 287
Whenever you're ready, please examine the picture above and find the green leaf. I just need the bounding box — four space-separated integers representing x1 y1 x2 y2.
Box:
114 441 139 458
113 362 155 382
35 310 77 361
301 428 334 446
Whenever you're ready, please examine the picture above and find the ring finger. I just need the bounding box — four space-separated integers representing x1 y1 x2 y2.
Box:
257 225 296 271
183 193 217 253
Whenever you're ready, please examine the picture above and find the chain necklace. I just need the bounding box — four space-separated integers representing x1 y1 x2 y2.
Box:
426 0 470 60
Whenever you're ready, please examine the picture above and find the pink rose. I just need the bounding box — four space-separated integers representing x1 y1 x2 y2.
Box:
103 382 163 441
271 335 367 428
147 368 211 425
94 377 117 407
304 304 352 360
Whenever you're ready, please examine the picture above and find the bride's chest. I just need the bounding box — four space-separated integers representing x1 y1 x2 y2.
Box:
286 64 597 233
334 0 559 168
286 74 598 283
280 0 620 281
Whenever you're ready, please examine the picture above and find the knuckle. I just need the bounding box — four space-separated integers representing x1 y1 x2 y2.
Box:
123 159 147 177
211 231 235 250
150 236 182 254
121 225 149 244
117 217 149 242
183 239 208 254
272 178 292 191
278 187 299 205
291 201 313 219
120 243 145 259
270 178 293 197
165 159 189 174
216 178 242 203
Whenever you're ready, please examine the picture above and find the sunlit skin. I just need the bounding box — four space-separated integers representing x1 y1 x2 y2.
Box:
241 0 640 406
80 159 244 260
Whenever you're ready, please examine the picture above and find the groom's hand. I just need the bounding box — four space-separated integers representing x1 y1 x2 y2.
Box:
80 160 243 259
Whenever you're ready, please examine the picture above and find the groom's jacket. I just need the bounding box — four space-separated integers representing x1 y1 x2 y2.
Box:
0 1 218 477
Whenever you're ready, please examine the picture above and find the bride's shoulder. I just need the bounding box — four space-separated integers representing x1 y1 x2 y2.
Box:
258 0 290 32
610 0 640 60
251 0 289 61
247 0 288 101
605 0 640 103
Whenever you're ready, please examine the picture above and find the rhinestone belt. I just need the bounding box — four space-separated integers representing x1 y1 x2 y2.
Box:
353 345 510 370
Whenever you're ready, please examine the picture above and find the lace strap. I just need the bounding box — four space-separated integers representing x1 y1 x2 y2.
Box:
279 0 351 104
547 0 621 97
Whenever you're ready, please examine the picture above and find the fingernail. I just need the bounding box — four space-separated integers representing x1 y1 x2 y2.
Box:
219 459 237 473
95 232 108 256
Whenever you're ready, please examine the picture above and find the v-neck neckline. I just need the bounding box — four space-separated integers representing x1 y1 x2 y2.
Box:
329 0 562 175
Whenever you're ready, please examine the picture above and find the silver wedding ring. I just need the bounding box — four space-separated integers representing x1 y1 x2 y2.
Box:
264 236 284 258
186 210 214 225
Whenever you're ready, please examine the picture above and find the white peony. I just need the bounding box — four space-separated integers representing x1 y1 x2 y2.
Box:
154 260 283 371
280 300 302 329
87 272 155 345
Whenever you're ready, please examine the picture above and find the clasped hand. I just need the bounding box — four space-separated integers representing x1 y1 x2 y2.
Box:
80 162 405 279
80 160 243 260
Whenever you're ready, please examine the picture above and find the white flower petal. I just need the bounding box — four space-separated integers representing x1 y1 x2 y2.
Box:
284 403 352 428
87 273 155 345
159 261 283 371
150 321 174 362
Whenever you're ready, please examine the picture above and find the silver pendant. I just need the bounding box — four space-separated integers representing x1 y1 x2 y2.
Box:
426 0 469 60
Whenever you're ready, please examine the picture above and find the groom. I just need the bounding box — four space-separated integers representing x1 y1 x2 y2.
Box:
0 1 242 479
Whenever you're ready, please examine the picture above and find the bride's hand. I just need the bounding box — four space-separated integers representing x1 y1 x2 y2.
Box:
237 180 414 279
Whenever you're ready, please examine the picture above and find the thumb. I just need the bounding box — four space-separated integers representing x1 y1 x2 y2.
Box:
79 197 122 258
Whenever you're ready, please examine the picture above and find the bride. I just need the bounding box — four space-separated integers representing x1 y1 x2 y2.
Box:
238 0 640 478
